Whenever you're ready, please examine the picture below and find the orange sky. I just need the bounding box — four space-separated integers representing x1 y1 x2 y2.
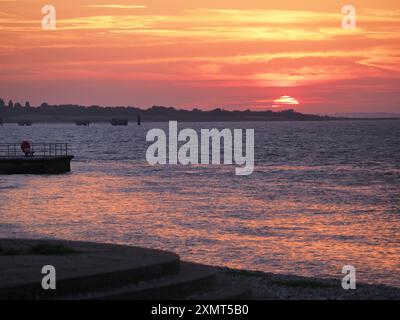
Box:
0 0 399 114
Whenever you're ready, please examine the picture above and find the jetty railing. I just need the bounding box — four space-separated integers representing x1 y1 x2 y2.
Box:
0 143 70 158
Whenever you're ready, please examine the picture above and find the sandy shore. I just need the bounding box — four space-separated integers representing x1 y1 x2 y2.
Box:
217 267 400 300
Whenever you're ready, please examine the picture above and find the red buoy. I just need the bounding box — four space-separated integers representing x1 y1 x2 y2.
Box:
21 141 31 155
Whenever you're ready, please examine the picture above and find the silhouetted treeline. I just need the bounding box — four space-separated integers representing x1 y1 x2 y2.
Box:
0 98 336 122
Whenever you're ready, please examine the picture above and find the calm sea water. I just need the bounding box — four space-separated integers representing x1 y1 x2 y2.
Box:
1 121 399 287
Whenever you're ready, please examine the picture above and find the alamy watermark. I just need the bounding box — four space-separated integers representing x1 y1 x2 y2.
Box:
342 265 356 290
41 5 56 30
341 5 356 29
41 265 56 290
146 121 254 175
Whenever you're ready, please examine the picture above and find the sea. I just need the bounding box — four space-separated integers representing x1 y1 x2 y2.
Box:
0 120 399 287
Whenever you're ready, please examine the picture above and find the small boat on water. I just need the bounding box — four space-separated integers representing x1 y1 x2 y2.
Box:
111 118 128 126
18 120 32 126
0 142 74 174
75 120 90 126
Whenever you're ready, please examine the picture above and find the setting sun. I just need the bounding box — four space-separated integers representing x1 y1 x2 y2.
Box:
272 96 300 108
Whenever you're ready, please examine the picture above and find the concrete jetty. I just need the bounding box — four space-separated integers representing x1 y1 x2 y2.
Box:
0 143 73 174
0 156 74 174
0 239 251 300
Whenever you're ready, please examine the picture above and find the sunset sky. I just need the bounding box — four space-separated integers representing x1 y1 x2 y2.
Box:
0 0 399 114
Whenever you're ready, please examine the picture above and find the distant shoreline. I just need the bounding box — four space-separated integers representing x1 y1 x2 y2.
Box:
1 99 400 123
1 118 400 124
